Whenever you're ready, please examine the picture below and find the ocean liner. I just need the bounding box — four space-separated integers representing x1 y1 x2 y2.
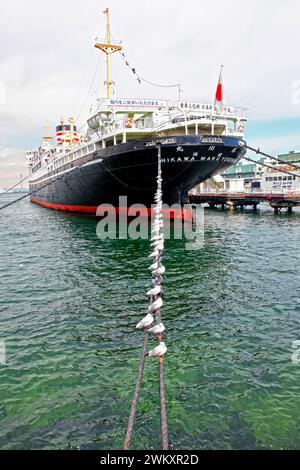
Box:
26 8 247 219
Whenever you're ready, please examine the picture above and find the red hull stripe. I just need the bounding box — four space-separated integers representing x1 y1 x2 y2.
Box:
30 198 193 221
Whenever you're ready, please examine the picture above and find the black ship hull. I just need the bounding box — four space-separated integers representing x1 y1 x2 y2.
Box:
29 135 246 218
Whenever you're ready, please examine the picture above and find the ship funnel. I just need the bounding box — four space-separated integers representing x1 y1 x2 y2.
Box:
56 117 79 145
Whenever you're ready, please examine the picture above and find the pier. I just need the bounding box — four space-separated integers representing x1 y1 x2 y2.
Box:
189 191 300 213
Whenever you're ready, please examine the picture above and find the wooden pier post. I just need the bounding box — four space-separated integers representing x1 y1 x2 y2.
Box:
227 200 235 211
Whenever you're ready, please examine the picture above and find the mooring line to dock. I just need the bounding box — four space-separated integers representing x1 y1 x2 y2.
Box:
0 192 32 210
245 145 300 172
123 143 169 450
0 175 29 197
123 332 149 450
245 146 300 178
152 143 169 450
159 357 169 450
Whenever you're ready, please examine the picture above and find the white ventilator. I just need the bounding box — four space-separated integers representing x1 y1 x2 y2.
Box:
152 265 166 276
147 285 162 297
155 243 164 251
136 313 154 329
151 241 164 250
147 323 165 335
149 262 159 271
148 297 163 311
151 235 163 242
149 342 167 357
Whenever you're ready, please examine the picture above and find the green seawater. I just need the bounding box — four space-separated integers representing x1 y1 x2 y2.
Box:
0 195 300 450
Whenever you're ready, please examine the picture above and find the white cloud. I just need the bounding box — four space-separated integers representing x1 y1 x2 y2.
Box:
0 147 27 187
0 80 6 105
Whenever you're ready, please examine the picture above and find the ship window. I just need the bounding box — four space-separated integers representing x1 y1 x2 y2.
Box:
288 176 292 180
278 176 282 181
273 177 278 181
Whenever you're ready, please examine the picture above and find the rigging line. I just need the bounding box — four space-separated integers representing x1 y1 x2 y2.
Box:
77 123 87 133
109 29 180 89
245 145 300 171
118 51 181 89
71 48 97 117
0 175 29 197
76 55 103 125
244 153 300 179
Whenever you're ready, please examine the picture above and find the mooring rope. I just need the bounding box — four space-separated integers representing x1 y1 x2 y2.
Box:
245 145 300 178
152 143 169 450
123 143 169 450
159 358 169 450
0 175 29 197
0 172 66 211
245 145 300 172
244 153 300 179
123 332 149 450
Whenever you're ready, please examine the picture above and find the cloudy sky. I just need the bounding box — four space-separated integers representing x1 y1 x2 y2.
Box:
1 0 300 187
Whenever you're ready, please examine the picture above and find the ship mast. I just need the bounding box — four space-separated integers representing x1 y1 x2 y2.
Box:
42 122 53 144
94 8 122 99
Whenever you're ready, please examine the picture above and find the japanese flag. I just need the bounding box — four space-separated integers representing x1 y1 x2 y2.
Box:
214 65 224 113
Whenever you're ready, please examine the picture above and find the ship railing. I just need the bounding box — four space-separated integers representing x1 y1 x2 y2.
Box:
95 37 122 45
193 189 300 196
96 98 248 118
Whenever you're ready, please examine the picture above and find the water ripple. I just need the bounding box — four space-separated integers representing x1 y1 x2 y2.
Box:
0 198 300 449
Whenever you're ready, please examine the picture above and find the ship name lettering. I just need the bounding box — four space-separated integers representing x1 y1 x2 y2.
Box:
161 156 196 163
